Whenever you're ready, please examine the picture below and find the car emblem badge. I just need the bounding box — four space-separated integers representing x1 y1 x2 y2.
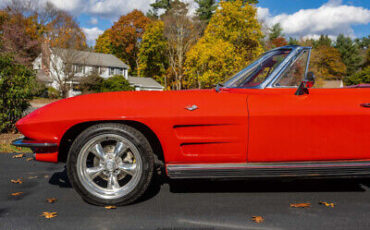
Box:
185 105 198 111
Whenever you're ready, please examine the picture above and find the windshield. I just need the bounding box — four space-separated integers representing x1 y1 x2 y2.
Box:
224 49 292 88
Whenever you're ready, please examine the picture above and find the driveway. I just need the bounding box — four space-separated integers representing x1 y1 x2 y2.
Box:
1 153 370 230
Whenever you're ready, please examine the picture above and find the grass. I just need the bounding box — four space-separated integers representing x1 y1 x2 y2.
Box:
0 143 32 153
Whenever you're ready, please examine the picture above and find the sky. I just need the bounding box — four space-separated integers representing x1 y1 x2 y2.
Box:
1 0 369 46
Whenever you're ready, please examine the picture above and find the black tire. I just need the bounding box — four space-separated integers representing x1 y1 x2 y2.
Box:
67 123 154 206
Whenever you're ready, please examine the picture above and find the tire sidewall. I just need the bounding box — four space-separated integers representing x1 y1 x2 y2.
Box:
67 123 154 206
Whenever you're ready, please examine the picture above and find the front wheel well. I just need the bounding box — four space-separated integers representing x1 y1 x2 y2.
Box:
58 120 165 165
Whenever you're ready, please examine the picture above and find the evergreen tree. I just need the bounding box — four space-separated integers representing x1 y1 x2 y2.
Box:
313 35 332 48
269 23 284 41
335 34 361 76
195 0 217 23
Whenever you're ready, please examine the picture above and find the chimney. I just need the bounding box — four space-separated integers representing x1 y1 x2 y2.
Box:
41 39 50 74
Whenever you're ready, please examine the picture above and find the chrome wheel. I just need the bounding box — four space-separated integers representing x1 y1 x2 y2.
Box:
76 134 142 200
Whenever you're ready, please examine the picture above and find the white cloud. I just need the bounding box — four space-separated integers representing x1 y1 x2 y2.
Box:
90 17 98 25
82 27 103 46
257 0 370 39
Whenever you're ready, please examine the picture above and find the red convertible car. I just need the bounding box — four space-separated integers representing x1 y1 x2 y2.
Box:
13 46 370 206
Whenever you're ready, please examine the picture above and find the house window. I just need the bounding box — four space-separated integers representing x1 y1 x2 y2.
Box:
109 67 114 75
116 68 123 75
74 65 83 73
100 67 107 74
92 66 99 73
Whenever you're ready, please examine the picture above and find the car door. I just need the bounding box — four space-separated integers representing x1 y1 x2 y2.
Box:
247 51 370 162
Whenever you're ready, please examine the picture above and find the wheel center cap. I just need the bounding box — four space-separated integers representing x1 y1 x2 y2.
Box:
106 160 115 171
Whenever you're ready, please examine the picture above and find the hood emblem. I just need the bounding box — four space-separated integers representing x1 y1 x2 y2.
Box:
185 105 198 111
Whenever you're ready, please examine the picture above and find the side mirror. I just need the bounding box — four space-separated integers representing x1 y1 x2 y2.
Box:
295 72 315 96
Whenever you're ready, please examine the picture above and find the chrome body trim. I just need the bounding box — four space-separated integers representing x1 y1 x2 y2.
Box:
166 161 370 179
12 138 58 148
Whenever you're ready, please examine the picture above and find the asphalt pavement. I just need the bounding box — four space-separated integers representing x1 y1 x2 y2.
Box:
1 153 370 230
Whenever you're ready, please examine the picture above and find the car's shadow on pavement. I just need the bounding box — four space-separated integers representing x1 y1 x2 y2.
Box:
168 178 370 193
48 168 370 203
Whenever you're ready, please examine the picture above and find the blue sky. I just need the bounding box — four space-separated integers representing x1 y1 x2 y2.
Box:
2 0 369 45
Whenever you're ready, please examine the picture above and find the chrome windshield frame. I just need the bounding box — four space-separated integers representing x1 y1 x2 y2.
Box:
223 45 311 89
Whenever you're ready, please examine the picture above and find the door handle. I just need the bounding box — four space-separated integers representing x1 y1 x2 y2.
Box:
360 103 370 108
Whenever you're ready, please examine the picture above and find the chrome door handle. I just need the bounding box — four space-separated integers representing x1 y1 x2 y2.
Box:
360 103 370 108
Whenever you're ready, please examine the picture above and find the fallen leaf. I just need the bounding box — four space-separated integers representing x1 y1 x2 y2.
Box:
290 203 311 208
41 212 57 219
26 157 33 161
12 153 25 158
11 178 23 184
11 192 23 196
28 176 37 179
47 198 57 203
44 175 49 178
319 201 335 208
105 205 117 209
252 216 264 223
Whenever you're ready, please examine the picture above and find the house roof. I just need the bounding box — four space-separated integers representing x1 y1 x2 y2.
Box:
51 48 129 69
128 76 164 89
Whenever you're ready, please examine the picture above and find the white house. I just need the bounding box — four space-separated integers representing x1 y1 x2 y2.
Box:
33 47 164 97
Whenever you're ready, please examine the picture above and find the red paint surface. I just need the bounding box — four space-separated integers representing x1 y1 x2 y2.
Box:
16 87 370 166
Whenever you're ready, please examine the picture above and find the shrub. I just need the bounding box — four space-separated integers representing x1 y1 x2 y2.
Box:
47 87 60 99
79 73 105 94
0 54 36 133
101 75 134 92
344 66 370 85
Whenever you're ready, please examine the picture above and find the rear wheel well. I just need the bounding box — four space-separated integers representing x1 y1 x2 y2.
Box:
58 120 164 165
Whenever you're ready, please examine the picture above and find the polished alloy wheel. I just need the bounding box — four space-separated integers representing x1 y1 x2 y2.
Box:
76 134 143 199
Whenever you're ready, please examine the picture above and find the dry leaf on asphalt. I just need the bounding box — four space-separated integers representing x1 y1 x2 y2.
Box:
105 205 117 209
11 178 23 184
26 157 33 161
11 192 24 196
252 216 264 223
290 203 311 208
47 198 57 203
319 201 335 208
12 153 25 158
28 176 37 179
41 212 57 219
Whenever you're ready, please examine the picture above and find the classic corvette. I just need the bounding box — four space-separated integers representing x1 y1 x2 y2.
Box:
13 45 370 206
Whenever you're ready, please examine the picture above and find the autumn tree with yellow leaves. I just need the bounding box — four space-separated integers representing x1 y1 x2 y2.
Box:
138 21 168 87
184 0 264 88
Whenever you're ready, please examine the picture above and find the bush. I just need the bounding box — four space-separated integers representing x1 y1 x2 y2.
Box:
47 87 60 99
0 54 36 133
100 75 134 92
344 66 370 85
79 73 105 94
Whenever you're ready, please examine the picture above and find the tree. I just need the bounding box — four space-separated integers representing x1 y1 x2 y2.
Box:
224 0 259 4
335 34 361 76
310 45 347 80
163 0 202 90
195 0 217 23
95 29 113 54
148 0 172 18
313 35 332 48
0 54 36 132
110 10 151 74
288 37 299 45
138 21 168 86
0 8 40 65
344 66 370 85
269 23 284 41
185 0 263 88
49 48 87 97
